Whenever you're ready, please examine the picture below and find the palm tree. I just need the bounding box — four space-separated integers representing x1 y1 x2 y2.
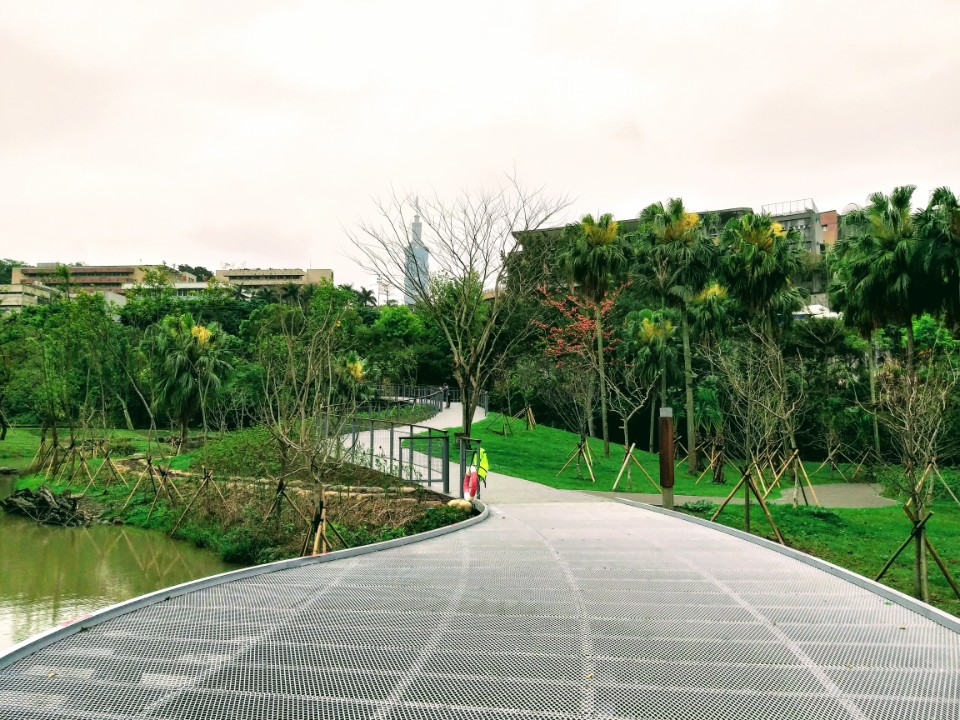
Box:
153 313 231 451
839 186 927 376
623 308 678 451
720 212 807 334
827 230 884 454
356 287 377 307
721 213 807 475
917 186 960 326
637 198 716 472
557 213 627 457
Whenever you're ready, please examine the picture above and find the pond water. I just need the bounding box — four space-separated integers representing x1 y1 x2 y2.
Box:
0 475 238 651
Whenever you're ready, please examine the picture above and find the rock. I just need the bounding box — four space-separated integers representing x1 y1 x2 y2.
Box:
0 467 18 475
0 487 92 527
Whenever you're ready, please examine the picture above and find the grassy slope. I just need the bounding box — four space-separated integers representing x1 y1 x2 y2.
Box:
449 413 773 498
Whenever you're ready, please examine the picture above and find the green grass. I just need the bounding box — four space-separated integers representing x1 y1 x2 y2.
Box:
678 500 960 618
0 428 45 470
437 413 784 498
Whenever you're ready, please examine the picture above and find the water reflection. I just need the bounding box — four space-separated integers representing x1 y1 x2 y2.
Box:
0 482 237 650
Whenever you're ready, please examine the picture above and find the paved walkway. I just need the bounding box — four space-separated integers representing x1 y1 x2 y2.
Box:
1 404 957 719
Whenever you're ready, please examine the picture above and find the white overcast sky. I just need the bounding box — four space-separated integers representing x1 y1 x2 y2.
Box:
2 0 959 288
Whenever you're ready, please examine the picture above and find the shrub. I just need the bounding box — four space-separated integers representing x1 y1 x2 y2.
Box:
203 427 283 478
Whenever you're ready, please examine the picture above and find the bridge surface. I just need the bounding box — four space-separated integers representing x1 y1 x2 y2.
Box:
1 404 959 719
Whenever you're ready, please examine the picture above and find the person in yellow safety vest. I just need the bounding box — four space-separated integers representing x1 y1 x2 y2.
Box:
473 447 489 486
463 446 489 501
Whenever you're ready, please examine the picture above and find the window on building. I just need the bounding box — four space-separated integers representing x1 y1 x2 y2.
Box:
822 225 828 231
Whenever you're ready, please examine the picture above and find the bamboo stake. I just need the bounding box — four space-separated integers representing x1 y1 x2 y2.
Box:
169 476 208 535
876 515 928 581
710 474 747 522
752 462 769 496
796 457 820 507
584 447 597 483
612 444 635 491
630 454 661 492
745 476 785 545
932 462 960 507
924 534 960 601
695 449 718 485
556 444 582 478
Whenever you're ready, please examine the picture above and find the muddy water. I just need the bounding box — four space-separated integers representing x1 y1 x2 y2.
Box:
0 475 237 651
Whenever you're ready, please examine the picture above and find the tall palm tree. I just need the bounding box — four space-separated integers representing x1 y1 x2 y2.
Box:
637 198 716 472
720 212 806 335
557 213 627 457
917 186 960 326
153 313 231 451
623 308 678 451
356 287 377 307
840 186 927 376
828 226 887 455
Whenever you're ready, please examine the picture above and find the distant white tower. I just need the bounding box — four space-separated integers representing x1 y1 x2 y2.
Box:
403 215 429 305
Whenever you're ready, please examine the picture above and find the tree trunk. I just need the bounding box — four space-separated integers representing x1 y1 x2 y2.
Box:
115 391 135 432
867 331 880 455
915 525 928 601
586 379 595 438
595 305 610 457
905 318 916 378
179 418 188 454
681 312 697 475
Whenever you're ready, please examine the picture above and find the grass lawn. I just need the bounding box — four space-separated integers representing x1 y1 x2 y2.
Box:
0 427 203 474
0 428 46 471
678 500 960 618
445 413 785 498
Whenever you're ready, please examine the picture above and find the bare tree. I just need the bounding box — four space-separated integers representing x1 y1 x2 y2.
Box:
706 332 806 541
351 179 568 438
873 359 960 602
256 296 360 480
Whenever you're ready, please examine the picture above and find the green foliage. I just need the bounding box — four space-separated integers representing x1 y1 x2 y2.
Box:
203 426 283 478
0 259 25 285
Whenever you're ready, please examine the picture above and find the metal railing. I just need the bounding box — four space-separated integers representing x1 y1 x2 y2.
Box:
362 384 444 423
343 416 450 494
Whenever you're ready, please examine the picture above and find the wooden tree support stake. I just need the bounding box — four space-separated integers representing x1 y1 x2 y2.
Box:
612 444 635 492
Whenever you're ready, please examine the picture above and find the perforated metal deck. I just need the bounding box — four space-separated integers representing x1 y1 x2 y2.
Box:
1 501 958 719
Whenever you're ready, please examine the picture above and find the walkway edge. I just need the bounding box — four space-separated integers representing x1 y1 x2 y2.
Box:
616 498 960 635
0 502 489 670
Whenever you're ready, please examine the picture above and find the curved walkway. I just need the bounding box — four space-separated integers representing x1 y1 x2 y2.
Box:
1 405 958 719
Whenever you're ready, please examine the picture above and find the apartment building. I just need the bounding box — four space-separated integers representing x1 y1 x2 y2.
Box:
0 283 58 313
214 267 333 291
12 265 193 292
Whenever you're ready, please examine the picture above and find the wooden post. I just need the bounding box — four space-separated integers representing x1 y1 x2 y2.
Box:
612 443 636 492
659 408 674 510
320 502 328 554
744 469 751 532
312 498 325 555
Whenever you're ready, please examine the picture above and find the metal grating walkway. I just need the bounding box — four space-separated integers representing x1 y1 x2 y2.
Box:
1 501 958 719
